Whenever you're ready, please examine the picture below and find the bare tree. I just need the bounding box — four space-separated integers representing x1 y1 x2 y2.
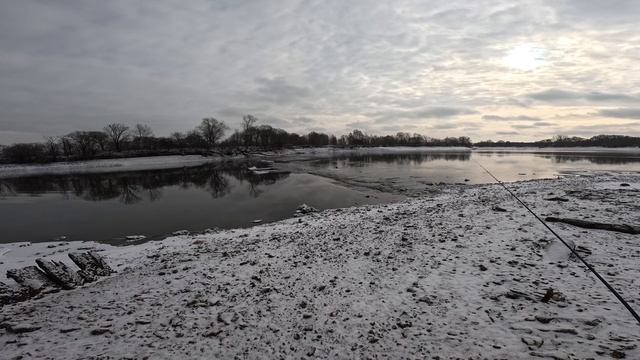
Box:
104 123 129 152
44 136 59 160
133 124 153 150
241 115 258 146
87 131 108 151
68 131 97 158
134 124 153 140
59 136 74 157
171 132 185 148
198 118 228 148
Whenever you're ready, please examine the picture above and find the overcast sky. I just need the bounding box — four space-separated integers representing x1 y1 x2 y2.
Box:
1 0 639 144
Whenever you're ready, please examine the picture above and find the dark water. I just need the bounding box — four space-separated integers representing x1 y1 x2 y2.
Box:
0 166 399 244
1 150 639 244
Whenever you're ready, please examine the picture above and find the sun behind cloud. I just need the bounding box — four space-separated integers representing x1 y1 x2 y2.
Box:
502 43 547 71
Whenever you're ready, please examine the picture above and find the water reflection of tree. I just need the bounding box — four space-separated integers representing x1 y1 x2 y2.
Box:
315 152 472 168
0 164 290 204
540 154 640 165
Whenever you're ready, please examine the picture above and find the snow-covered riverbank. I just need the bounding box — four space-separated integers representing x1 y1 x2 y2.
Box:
0 155 222 179
0 148 471 178
1 172 639 358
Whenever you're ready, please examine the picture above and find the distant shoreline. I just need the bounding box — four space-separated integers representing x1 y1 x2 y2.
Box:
1 146 639 179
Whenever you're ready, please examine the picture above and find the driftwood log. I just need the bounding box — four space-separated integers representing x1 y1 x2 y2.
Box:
6 266 60 293
35 259 84 290
69 252 114 280
546 217 640 235
2 251 114 307
0 281 34 306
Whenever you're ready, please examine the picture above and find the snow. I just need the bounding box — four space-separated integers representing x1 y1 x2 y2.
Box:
0 155 220 179
1 172 639 358
474 146 640 154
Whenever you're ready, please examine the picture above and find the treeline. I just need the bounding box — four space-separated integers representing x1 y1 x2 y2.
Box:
474 135 640 148
0 115 472 164
1 114 639 164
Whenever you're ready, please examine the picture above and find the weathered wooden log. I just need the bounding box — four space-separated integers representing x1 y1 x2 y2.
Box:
0 281 35 306
6 266 60 293
2 252 114 306
88 251 114 275
68 252 112 281
35 259 83 290
68 253 98 283
546 217 640 235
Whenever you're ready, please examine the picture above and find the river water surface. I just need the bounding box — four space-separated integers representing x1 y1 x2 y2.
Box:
1 149 639 244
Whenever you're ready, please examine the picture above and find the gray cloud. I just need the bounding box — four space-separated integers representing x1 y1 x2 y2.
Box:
0 1 639 143
431 122 458 130
525 89 639 104
597 108 640 119
532 121 556 127
482 115 541 121
496 131 519 135
371 107 477 123
252 77 311 105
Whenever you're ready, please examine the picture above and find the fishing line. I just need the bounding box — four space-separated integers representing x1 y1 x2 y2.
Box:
474 160 640 326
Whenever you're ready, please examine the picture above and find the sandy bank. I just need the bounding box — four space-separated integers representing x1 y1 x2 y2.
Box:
1 172 639 358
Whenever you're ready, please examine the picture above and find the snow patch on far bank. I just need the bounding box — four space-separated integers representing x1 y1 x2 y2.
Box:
0 155 219 179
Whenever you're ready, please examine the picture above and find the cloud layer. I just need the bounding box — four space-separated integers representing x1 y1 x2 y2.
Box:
1 0 640 143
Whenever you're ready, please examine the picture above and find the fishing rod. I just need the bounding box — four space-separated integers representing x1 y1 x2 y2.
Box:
474 160 640 326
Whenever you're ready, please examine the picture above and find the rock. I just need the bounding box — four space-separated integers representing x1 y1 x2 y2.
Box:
553 328 578 335
90 328 111 335
417 295 435 305
203 329 223 337
545 197 569 202
492 206 507 212
4 323 42 334
397 320 412 329
541 288 554 303
521 336 544 349
295 204 318 216
479 264 488 271
534 315 553 324
35 259 83 290
217 310 239 325
583 318 602 327
60 327 81 333
612 350 626 358
6 266 59 293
